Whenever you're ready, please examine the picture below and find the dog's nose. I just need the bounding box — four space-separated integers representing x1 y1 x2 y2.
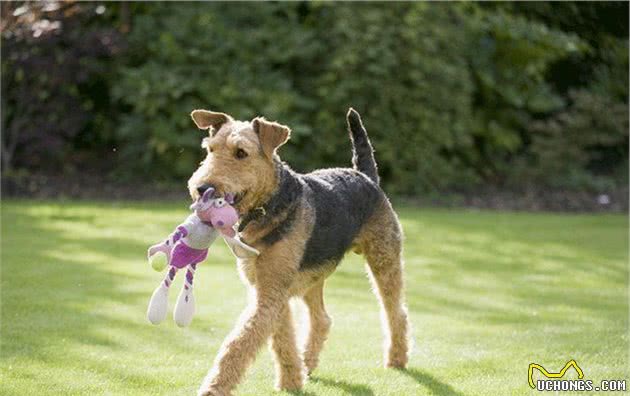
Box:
197 184 213 195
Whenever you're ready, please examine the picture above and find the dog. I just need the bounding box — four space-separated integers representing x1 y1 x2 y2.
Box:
188 108 409 396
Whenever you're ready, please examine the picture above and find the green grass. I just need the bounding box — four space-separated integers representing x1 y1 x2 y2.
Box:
1 200 628 396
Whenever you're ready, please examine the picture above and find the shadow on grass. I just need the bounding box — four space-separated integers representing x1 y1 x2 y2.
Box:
310 376 374 395
2 208 146 360
398 211 629 330
397 368 467 396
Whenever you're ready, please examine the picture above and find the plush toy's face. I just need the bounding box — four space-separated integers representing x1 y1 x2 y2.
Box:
194 188 239 235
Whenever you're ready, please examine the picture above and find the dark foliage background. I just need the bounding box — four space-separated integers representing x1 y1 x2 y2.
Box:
2 2 628 202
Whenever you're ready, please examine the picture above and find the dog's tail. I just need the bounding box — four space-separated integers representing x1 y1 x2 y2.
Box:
347 108 379 184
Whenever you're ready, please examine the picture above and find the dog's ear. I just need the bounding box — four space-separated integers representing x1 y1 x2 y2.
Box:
191 110 232 135
252 117 291 160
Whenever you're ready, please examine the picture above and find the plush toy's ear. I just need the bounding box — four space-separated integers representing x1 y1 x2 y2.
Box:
252 117 291 160
191 110 232 135
201 187 215 203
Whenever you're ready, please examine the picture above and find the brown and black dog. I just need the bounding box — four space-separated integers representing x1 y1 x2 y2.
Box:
188 108 409 396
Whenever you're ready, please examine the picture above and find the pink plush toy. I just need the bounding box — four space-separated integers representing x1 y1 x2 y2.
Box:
146 187 259 327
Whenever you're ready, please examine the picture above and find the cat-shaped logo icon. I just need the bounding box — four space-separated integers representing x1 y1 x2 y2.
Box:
528 360 584 389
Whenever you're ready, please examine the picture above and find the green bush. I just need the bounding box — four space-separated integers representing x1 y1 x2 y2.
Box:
1 2 124 173
527 90 628 190
2 2 628 194
111 3 313 181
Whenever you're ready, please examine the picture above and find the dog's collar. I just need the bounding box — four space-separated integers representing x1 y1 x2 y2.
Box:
237 162 302 234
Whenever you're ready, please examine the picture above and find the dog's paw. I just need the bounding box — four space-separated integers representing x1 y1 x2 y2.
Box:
304 357 319 376
198 388 228 396
276 379 304 392
275 368 306 391
385 353 408 369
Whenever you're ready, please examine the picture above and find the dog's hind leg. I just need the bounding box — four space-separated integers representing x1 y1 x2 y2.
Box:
302 280 332 375
269 305 305 390
359 202 409 368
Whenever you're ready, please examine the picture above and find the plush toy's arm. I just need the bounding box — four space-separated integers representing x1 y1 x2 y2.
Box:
169 214 197 243
171 225 188 243
222 235 260 258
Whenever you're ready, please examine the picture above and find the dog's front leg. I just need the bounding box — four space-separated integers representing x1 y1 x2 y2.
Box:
198 269 294 396
270 305 305 390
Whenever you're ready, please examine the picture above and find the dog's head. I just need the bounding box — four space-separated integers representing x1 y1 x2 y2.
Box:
187 110 290 214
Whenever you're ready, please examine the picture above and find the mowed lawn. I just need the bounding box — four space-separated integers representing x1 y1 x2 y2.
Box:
1 200 628 396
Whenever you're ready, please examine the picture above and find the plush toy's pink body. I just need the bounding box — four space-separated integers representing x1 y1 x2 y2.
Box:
146 188 258 327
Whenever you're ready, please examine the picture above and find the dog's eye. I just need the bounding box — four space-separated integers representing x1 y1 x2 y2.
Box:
235 148 248 159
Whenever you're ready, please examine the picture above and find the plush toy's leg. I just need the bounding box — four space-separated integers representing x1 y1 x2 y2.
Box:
223 235 260 258
173 263 196 327
147 266 178 325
